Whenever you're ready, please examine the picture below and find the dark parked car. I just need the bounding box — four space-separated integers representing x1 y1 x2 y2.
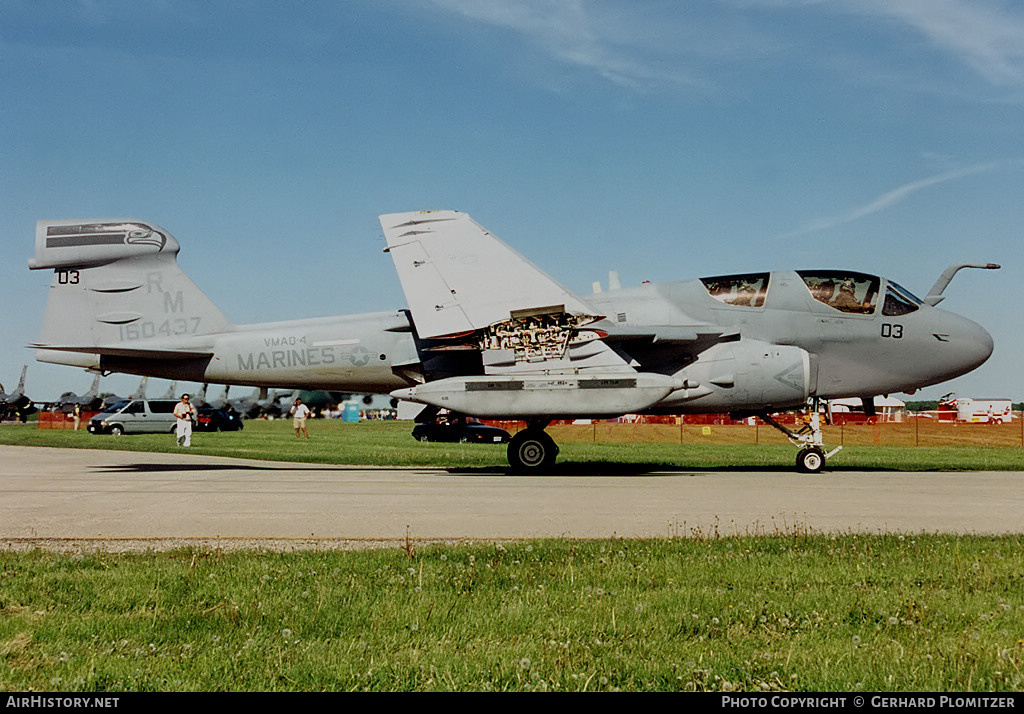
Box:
412 415 510 443
194 407 244 432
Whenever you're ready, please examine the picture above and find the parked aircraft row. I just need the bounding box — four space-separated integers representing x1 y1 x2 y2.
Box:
0 365 339 421
26 212 996 471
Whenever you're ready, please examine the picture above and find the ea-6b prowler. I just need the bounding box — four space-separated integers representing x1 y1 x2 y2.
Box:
29 212 996 472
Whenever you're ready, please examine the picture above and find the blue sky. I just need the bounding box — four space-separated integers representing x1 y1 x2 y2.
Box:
1 0 1021 402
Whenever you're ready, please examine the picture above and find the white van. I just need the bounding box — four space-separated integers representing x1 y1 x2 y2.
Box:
87 399 180 435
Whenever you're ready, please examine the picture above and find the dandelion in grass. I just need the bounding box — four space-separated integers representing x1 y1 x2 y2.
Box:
519 657 531 670
852 635 861 645
888 617 898 626
282 628 293 639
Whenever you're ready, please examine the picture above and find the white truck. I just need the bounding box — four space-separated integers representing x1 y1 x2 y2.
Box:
952 398 1013 424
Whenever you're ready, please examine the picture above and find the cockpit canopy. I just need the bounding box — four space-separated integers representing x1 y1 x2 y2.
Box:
796 271 923 316
700 272 770 308
699 270 924 316
797 271 879 315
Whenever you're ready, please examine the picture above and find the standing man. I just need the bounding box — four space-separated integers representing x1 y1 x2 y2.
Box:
290 397 310 439
173 393 197 447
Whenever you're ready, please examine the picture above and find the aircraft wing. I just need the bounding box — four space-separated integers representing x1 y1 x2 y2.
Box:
381 211 597 339
381 210 640 377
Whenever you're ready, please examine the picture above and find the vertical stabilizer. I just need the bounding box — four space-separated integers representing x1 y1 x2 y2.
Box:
29 220 234 360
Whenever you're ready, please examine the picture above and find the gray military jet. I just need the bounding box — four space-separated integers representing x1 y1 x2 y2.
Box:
0 365 35 422
100 376 149 409
28 214 996 472
53 373 102 413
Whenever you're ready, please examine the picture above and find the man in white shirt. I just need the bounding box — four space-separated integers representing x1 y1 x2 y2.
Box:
173 393 197 447
290 398 311 439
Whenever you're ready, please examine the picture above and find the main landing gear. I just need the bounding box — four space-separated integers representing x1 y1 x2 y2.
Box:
507 420 559 473
758 398 842 473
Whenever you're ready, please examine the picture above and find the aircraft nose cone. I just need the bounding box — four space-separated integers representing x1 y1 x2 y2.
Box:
949 314 994 376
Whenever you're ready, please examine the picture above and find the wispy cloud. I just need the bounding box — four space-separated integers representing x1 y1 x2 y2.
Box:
423 0 1024 97
781 160 1020 238
847 0 1024 87
423 0 722 90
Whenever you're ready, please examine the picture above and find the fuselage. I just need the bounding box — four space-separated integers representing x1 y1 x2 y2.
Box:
40 269 991 416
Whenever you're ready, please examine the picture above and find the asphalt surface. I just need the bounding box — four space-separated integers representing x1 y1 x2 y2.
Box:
2 445 1022 551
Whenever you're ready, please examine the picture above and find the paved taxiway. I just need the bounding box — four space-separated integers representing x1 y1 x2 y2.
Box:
8 446 1024 553
2 445 1022 549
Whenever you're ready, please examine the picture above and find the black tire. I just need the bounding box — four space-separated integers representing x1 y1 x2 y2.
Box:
507 429 559 473
109 425 124 436
796 447 825 473
418 434 430 443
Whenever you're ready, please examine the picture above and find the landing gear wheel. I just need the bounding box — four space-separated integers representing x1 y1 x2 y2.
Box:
508 429 559 473
796 446 825 474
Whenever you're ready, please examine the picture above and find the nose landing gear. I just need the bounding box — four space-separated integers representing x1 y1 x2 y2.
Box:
758 398 841 473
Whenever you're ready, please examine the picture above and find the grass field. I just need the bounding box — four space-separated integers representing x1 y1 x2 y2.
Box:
2 536 1023 691
2 418 1023 472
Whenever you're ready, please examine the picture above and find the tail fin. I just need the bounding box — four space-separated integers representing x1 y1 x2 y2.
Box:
83 374 100 401
29 220 234 368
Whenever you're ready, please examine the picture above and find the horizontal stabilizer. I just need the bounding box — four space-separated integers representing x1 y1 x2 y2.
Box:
29 220 180 270
31 344 213 360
